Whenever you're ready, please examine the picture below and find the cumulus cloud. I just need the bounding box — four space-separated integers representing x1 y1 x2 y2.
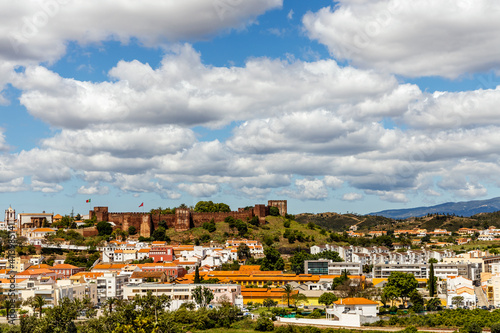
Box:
303 0 500 78
1 0 282 64
365 190 408 203
77 185 110 195
178 183 219 197
42 125 197 158
342 192 363 201
14 45 401 129
279 178 329 200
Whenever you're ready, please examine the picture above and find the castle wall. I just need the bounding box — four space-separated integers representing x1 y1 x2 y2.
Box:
191 210 254 227
74 227 98 237
151 214 176 229
89 199 285 235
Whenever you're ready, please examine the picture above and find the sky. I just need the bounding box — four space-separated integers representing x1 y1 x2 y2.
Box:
1 0 500 216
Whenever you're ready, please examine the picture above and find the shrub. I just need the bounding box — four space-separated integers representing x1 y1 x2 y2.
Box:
255 317 274 331
491 323 500 333
461 322 482 333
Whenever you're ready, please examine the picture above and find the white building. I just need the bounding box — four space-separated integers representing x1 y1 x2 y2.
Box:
96 272 128 302
122 283 243 310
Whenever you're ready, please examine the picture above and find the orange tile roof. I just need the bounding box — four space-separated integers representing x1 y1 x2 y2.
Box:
92 264 126 270
138 248 150 253
32 228 56 232
17 268 54 276
70 272 103 279
51 264 80 269
334 298 378 305
29 264 52 269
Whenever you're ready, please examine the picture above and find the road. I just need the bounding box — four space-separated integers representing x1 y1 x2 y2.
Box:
475 285 489 307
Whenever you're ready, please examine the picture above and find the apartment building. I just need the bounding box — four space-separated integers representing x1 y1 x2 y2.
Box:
372 263 462 279
122 283 243 310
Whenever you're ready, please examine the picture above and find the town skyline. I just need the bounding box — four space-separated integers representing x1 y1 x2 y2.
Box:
1 1 500 216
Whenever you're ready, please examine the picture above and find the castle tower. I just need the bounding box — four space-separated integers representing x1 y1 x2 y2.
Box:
175 208 191 232
268 200 287 216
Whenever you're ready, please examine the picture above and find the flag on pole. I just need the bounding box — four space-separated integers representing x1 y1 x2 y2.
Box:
86 199 91 203
139 202 144 207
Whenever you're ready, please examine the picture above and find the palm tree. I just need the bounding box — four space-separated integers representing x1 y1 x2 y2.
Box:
105 297 118 313
2 299 15 319
283 284 294 308
32 295 47 318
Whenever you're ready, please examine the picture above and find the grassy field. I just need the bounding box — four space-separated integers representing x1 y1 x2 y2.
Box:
165 215 330 249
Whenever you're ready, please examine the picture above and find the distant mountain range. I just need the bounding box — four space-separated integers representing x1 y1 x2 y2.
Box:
369 197 500 219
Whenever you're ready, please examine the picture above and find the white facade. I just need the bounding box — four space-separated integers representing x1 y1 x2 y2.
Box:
123 283 242 310
96 272 128 302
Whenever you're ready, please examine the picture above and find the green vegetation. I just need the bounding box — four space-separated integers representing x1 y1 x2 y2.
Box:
383 272 418 306
260 247 285 271
96 221 113 236
372 308 500 330
195 201 231 213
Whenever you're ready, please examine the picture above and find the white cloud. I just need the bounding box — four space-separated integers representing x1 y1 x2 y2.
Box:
1 0 282 64
342 192 363 201
0 177 26 192
365 190 408 203
287 9 294 20
279 178 329 200
178 183 220 197
14 46 401 129
42 125 196 158
77 185 110 195
31 180 63 193
324 176 343 189
303 0 500 78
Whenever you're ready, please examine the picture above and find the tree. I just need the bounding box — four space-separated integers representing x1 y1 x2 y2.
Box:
2 299 15 319
382 285 399 307
105 297 118 313
128 226 137 235
260 247 284 271
191 286 214 308
263 298 278 310
269 206 280 216
27 295 47 318
426 297 441 311
194 201 230 212
428 262 437 297
96 221 113 236
452 295 464 308
409 290 424 312
152 226 167 241
385 272 418 306
237 243 252 260
289 250 310 274
282 284 294 308
194 266 201 284
428 258 438 264
318 292 338 308
331 270 350 290
292 292 308 308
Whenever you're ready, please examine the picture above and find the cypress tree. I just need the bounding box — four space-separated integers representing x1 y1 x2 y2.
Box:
428 262 435 297
194 265 201 284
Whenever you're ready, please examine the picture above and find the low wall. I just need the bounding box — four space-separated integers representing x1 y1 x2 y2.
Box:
277 317 361 327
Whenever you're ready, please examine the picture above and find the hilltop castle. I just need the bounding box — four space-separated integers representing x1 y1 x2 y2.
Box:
89 200 287 237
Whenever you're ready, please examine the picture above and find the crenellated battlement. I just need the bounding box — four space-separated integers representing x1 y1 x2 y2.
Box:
89 200 286 236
